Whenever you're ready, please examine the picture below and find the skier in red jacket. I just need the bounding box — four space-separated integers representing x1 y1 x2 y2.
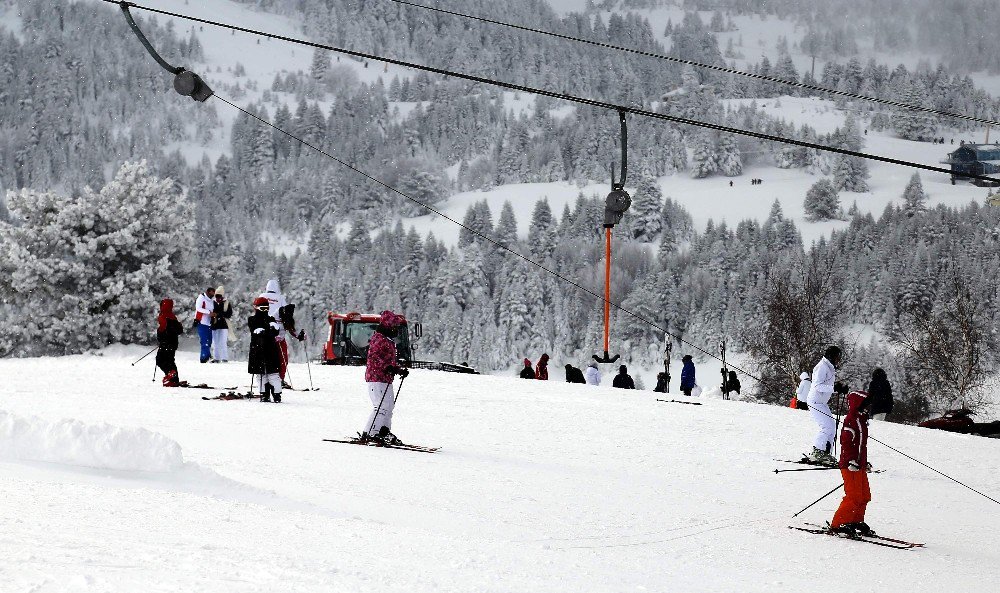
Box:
831 390 874 536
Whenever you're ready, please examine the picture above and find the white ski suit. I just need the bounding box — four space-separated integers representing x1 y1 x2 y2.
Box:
366 382 395 435
796 378 811 403
259 279 287 338
806 357 837 453
584 365 601 386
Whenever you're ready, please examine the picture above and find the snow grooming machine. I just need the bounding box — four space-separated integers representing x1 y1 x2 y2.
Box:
594 110 632 365
118 2 214 102
322 312 477 374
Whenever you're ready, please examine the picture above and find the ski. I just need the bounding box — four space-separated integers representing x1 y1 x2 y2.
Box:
776 458 838 468
803 523 923 547
775 466 885 474
789 526 920 549
202 391 253 401
179 383 238 390
322 438 440 454
656 399 703 406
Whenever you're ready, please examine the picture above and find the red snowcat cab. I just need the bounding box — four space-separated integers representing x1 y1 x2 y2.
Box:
918 408 1000 438
322 312 477 374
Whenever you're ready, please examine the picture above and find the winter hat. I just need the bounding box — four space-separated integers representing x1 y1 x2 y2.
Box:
524 358 532 367
216 285 225 296
565 364 573 370
265 278 281 294
619 365 628 373
157 299 175 332
588 361 598 369
379 310 405 329
800 372 810 380
682 355 693 362
253 296 270 310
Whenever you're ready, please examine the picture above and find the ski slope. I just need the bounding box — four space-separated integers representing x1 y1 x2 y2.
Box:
2 347 999 592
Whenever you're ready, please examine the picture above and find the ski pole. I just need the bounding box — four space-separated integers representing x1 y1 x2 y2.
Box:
792 483 844 518
367 381 393 437
393 375 406 404
832 391 843 453
305 337 315 391
152 361 157 383
132 346 158 366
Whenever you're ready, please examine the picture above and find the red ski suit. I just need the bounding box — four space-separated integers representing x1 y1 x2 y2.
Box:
832 390 871 529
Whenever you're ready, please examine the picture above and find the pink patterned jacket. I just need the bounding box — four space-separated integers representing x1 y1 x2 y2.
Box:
365 331 397 383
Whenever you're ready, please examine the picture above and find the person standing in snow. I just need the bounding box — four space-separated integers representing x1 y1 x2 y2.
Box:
535 354 550 380
248 296 283 403
258 278 303 384
584 361 601 386
806 346 847 465
866 368 894 421
519 358 536 379
210 285 232 363
830 389 875 537
565 364 586 384
792 372 811 410
156 298 184 387
194 287 216 363
680 355 696 396
653 371 669 393
726 371 741 397
612 365 635 389
362 310 409 445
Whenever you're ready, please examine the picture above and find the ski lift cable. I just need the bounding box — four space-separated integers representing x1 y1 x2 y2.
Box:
110 2 1000 508
385 0 1000 129
100 0 1000 185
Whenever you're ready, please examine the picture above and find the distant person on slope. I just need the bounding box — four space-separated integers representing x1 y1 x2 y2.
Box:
612 365 635 389
535 354 550 380
565 363 586 384
519 358 536 379
653 371 669 393
726 371 741 397
584 361 601 386
248 296 283 403
680 355 696 396
792 372 811 410
806 346 847 465
211 285 233 363
259 278 303 385
362 310 408 445
156 298 184 387
194 287 216 363
830 389 875 537
867 368 894 421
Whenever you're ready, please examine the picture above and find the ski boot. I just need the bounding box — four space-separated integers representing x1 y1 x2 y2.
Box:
855 522 876 537
377 426 402 446
273 393 282 403
830 523 860 536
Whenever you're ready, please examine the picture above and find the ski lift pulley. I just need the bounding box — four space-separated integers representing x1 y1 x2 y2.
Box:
594 111 632 365
118 2 214 102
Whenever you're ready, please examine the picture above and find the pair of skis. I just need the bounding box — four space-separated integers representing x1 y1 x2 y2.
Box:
774 458 886 474
323 437 439 454
790 523 923 549
656 399 703 406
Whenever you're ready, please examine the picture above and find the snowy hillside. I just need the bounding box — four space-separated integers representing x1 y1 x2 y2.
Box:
1 348 999 591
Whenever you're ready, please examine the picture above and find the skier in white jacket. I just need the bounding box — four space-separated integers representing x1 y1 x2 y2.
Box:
806 346 845 464
795 372 811 410
584 361 601 386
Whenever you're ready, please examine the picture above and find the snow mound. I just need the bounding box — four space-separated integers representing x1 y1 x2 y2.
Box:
0 410 184 472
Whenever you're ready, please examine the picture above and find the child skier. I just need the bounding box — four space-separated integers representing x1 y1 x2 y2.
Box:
156 299 184 387
259 279 292 382
584 361 601 386
831 389 875 536
362 310 409 445
535 354 550 380
248 296 283 403
680 355 696 396
792 372 811 410
519 358 535 379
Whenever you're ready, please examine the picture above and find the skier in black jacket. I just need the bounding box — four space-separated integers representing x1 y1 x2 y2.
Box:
867 368 894 421
156 298 184 387
653 372 669 393
249 296 284 402
612 365 636 389
519 358 535 379
565 364 586 384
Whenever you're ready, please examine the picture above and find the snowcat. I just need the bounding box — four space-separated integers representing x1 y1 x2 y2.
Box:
918 408 1000 438
321 312 477 374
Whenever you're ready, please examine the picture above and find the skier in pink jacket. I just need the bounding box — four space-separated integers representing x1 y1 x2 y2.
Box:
361 310 409 445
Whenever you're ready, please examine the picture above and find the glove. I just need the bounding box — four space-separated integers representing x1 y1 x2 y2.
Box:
397 367 410 379
848 460 860 472
865 462 873 473
296 330 306 341
834 381 849 394
253 328 264 335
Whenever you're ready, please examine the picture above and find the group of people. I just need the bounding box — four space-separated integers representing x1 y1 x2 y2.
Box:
518 355 637 389
154 279 305 400
797 345 895 537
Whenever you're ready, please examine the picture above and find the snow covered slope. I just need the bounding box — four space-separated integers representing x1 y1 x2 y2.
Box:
2 348 998 591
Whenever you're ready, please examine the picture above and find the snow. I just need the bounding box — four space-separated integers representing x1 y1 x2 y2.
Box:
1 346 999 591
0 2 24 41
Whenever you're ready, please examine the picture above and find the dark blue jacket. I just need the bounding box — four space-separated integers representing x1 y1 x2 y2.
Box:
680 360 696 390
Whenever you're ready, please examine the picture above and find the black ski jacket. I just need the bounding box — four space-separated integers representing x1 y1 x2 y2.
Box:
211 299 233 330
613 373 636 389
157 318 184 351
247 311 282 375
867 375 894 415
565 365 586 384
653 374 669 393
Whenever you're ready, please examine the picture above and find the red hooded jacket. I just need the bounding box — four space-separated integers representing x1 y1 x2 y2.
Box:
839 390 870 470
535 354 549 380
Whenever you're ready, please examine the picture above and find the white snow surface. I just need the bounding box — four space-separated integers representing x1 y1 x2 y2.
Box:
2 347 999 591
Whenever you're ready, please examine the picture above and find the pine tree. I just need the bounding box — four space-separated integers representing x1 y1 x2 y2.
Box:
527 199 556 259
803 179 842 222
894 81 937 141
902 172 928 216
690 131 718 179
716 134 743 177
630 176 664 242
0 162 198 355
495 200 519 249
